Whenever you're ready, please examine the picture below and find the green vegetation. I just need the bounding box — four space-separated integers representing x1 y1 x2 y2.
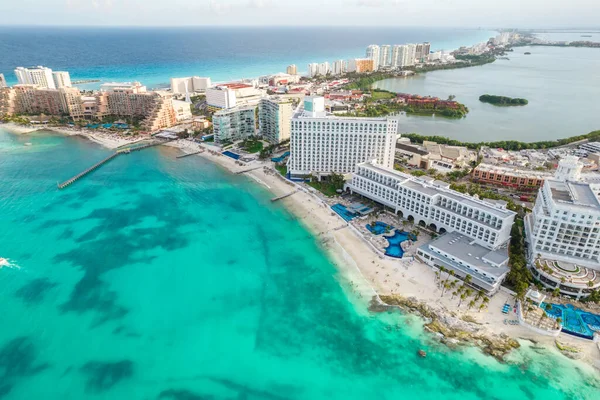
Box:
239 137 263 153
404 105 468 118
259 139 289 160
307 172 345 197
345 72 396 90
403 130 600 151
504 217 532 300
275 164 288 177
370 89 396 100
479 94 528 106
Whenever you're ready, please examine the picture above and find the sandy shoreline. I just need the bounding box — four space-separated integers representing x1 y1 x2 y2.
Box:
0 122 144 149
164 139 600 372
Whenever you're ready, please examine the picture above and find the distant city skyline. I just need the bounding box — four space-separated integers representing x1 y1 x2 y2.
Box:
0 0 599 27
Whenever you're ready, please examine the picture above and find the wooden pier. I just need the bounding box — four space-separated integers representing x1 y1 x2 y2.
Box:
57 139 173 189
271 190 298 202
57 152 121 189
176 150 203 159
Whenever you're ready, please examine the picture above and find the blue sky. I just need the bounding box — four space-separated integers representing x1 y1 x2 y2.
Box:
1 0 599 27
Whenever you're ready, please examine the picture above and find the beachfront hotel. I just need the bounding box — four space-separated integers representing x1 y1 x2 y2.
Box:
14 66 56 89
258 97 294 144
287 97 397 179
212 104 257 143
525 157 600 298
0 73 7 88
205 83 264 111
346 161 517 294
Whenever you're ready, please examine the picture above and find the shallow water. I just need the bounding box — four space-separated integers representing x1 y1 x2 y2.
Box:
0 127 598 399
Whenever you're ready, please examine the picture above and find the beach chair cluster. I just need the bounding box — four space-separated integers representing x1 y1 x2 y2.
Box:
502 303 511 314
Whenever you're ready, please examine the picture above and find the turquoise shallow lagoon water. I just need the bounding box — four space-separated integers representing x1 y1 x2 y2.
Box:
0 127 599 399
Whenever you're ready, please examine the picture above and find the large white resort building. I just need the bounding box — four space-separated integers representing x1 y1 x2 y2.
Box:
287 96 398 179
346 161 517 294
525 156 600 298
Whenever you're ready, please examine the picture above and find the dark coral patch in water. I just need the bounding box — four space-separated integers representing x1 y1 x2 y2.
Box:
0 337 49 398
15 278 58 305
157 389 211 400
80 360 133 393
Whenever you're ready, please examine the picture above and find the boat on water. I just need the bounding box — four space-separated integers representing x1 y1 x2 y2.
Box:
24 142 32 146
0 258 9 267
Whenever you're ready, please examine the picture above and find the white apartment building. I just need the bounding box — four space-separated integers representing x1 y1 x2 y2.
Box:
14 66 56 89
525 157 600 269
0 73 8 88
170 77 212 95
379 45 391 68
308 63 319 77
332 60 345 76
397 44 417 68
52 71 72 88
172 99 192 122
258 97 294 144
205 83 263 110
414 42 431 62
212 105 257 143
318 62 330 76
366 45 380 71
288 97 397 179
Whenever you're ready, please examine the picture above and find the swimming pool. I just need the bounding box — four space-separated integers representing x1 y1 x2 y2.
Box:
384 231 410 258
366 221 394 235
222 151 241 160
541 302 600 340
331 204 358 222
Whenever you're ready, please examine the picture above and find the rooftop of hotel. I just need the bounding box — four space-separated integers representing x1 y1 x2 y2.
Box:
420 232 510 284
548 180 600 210
475 163 553 179
534 257 600 289
356 161 515 218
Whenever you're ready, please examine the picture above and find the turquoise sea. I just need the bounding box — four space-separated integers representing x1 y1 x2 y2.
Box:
1 127 599 399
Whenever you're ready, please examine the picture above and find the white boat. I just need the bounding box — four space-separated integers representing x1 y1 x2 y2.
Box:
0 258 9 267
24 142 32 146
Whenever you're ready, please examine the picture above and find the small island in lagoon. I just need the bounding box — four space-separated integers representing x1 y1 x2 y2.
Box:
479 94 529 106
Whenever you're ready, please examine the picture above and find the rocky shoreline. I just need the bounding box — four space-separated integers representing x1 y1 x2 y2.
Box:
370 294 520 361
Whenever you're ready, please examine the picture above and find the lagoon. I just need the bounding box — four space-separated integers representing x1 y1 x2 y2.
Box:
374 46 600 142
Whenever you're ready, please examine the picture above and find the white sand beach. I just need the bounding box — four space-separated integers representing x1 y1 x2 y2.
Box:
1 122 144 149
165 139 600 370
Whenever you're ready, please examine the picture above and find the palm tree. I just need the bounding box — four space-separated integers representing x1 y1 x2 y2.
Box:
556 317 562 329
553 288 560 298
441 282 451 297
445 270 455 286
538 311 547 326
478 303 486 313
468 300 476 310
588 281 595 288
458 293 467 308
464 274 473 286
451 291 458 300
477 290 485 301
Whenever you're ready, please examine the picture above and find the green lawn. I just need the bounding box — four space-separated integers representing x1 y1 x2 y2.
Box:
307 181 340 197
240 139 264 154
275 164 288 177
371 90 396 100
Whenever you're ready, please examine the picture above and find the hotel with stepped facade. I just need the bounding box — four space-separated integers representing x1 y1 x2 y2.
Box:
288 96 397 179
525 156 600 299
346 160 517 294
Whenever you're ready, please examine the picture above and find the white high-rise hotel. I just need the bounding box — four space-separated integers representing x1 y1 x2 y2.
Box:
366 45 380 71
288 97 397 179
526 156 600 268
14 66 72 90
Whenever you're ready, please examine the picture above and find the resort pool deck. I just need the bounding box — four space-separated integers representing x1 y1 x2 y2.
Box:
541 302 600 340
366 221 395 235
384 230 410 258
331 203 358 222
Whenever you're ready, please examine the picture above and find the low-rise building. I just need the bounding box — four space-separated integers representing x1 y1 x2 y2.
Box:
172 100 192 122
472 163 551 190
212 105 257 143
417 232 510 294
